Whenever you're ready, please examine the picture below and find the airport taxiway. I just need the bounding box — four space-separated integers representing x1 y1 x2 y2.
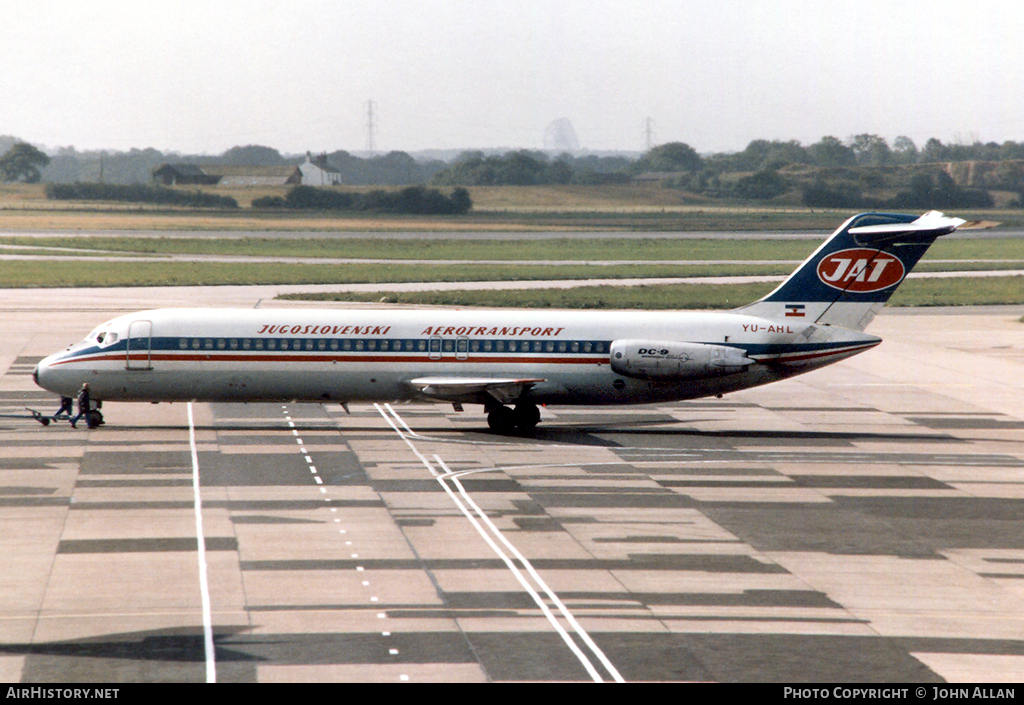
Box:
0 289 1022 682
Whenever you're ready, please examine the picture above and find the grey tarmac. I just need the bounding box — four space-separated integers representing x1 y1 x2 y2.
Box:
0 286 1022 682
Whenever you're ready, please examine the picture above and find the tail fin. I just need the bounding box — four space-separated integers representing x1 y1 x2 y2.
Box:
736 211 965 330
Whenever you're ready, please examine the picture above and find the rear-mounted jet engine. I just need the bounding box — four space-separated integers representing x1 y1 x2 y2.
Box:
609 340 755 380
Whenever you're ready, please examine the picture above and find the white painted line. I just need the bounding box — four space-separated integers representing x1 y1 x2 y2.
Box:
376 403 623 683
384 403 422 437
435 454 625 684
187 402 216 684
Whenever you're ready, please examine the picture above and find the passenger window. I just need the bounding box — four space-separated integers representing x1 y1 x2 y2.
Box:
179 338 189 350
355 340 364 351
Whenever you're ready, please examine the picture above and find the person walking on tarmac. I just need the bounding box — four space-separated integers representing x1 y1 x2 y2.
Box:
53 395 74 420
69 383 91 429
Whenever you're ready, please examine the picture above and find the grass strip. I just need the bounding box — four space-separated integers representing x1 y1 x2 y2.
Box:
2 233 1023 264
280 275 1024 309
0 260 793 288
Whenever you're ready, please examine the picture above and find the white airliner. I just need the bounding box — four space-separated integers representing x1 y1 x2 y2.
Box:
34 211 970 431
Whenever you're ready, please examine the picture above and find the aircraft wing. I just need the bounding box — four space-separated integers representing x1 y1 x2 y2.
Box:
406 377 546 405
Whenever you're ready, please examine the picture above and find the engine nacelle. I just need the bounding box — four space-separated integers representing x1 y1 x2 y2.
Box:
610 339 755 380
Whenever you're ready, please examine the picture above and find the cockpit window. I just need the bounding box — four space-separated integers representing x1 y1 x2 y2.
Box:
86 320 118 346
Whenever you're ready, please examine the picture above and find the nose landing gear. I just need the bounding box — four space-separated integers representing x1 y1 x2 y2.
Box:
487 402 541 434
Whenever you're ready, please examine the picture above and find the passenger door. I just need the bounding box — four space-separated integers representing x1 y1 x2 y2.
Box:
126 320 153 370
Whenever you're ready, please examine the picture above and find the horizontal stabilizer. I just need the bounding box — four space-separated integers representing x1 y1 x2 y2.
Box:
849 210 966 245
407 377 545 405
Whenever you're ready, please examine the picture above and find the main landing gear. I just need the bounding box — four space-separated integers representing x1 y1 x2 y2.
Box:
487 403 541 434
69 409 104 429
84 409 104 429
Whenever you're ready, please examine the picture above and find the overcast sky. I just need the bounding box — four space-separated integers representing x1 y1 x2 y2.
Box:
3 0 1024 156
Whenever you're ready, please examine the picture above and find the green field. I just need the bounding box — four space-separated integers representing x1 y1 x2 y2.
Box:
1 185 1022 308
279 275 1024 309
3 232 1024 266
1 232 1022 308
4 182 1024 231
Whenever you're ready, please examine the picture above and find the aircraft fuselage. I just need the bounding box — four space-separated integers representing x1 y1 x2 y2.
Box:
34 307 878 407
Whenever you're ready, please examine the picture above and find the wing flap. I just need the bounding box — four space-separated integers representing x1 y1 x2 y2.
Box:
406 377 545 405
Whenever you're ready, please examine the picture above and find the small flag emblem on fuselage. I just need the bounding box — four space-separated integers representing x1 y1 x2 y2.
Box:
785 304 806 317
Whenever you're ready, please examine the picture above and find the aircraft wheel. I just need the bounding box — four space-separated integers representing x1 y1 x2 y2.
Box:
487 406 517 433
514 403 541 430
85 410 103 429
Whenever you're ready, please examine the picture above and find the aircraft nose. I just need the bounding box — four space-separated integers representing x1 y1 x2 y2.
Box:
33 354 60 393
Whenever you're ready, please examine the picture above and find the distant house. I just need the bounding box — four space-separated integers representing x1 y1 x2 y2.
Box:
298 152 343 186
151 164 218 186
152 164 302 187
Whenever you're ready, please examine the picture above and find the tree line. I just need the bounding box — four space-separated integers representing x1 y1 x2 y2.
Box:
7 132 1024 209
253 185 472 214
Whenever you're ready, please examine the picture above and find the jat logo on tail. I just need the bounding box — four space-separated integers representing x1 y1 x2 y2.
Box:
816 249 905 292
